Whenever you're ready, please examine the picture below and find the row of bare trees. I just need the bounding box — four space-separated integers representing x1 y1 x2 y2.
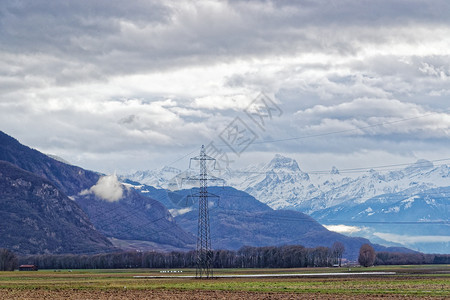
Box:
0 249 18 271
358 244 450 267
19 243 345 270
376 251 450 265
11 244 449 270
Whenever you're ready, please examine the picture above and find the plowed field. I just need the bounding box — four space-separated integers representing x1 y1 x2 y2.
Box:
0 266 448 299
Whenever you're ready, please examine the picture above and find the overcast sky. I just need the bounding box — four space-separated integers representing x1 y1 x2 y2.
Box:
1 0 449 174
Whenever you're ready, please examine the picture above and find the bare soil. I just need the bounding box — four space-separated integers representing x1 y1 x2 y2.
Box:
0 289 447 300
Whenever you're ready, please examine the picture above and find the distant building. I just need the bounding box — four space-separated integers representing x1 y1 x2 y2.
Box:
18 264 38 271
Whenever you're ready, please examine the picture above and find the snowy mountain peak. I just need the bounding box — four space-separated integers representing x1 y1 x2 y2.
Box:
267 154 301 172
223 155 449 214
120 155 449 254
330 166 340 175
159 166 182 174
404 159 434 174
124 166 181 188
121 155 449 217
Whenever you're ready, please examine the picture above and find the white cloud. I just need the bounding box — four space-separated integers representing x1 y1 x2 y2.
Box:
81 174 124 202
374 232 450 244
168 207 193 217
193 94 252 111
323 224 362 234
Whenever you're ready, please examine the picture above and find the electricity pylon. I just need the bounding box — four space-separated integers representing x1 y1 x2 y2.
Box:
185 145 223 278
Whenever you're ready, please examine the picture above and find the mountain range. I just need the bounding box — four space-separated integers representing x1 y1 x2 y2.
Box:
124 154 449 253
124 182 412 260
0 130 440 257
0 131 193 254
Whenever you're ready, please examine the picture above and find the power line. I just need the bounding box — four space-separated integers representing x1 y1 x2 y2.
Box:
152 192 450 226
57 187 449 256
158 109 450 171
68 183 447 255
209 157 450 176
308 158 450 174
250 109 450 146
201 206 450 226
165 147 199 167
98 109 450 254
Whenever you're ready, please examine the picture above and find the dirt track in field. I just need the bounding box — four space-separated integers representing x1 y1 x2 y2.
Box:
0 289 446 300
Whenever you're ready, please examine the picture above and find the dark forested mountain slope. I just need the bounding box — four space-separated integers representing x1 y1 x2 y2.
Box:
0 131 99 196
75 189 196 251
142 186 413 259
0 161 115 255
0 131 195 253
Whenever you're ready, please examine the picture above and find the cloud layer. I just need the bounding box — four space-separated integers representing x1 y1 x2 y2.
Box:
1 0 449 173
374 232 450 244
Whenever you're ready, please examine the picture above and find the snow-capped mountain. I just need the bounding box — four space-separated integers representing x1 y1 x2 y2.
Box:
121 155 449 214
296 160 449 214
123 166 182 189
226 155 449 214
221 154 449 254
121 154 449 253
223 154 318 209
311 186 450 253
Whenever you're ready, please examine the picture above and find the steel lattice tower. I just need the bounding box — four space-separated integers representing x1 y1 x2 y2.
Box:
196 145 211 278
186 145 222 279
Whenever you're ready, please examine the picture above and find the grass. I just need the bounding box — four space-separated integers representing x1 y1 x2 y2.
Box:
0 265 448 297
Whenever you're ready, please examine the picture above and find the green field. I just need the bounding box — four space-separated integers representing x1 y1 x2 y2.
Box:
0 265 448 299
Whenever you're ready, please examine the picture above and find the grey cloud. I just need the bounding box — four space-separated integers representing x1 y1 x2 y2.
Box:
349 55 450 104
3 0 449 88
294 98 449 137
1 0 450 173
232 0 450 26
230 95 449 156
0 0 171 85
119 114 138 125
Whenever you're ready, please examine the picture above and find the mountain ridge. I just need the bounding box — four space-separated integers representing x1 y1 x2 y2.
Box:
0 131 195 254
0 160 115 255
0 131 100 196
122 154 449 253
131 185 415 259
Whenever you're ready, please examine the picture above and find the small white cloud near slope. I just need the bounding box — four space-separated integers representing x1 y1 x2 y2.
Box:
323 224 362 234
81 173 123 202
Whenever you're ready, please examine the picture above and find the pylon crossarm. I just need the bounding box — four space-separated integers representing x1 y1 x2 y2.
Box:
183 175 223 181
188 192 220 198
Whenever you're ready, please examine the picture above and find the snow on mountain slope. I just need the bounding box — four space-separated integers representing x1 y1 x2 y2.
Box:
120 155 449 253
223 156 449 253
121 155 449 214
311 187 450 253
298 160 448 213
227 155 449 214
224 154 319 209
123 166 182 189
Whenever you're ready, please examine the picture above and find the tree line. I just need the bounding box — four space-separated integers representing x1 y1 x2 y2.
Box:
0 248 18 271
358 244 450 267
18 243 345 270
376 251 450 265
2 244 448 270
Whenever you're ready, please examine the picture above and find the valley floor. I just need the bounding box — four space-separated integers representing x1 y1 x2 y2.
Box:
3 289 444 300
0 265 448 299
